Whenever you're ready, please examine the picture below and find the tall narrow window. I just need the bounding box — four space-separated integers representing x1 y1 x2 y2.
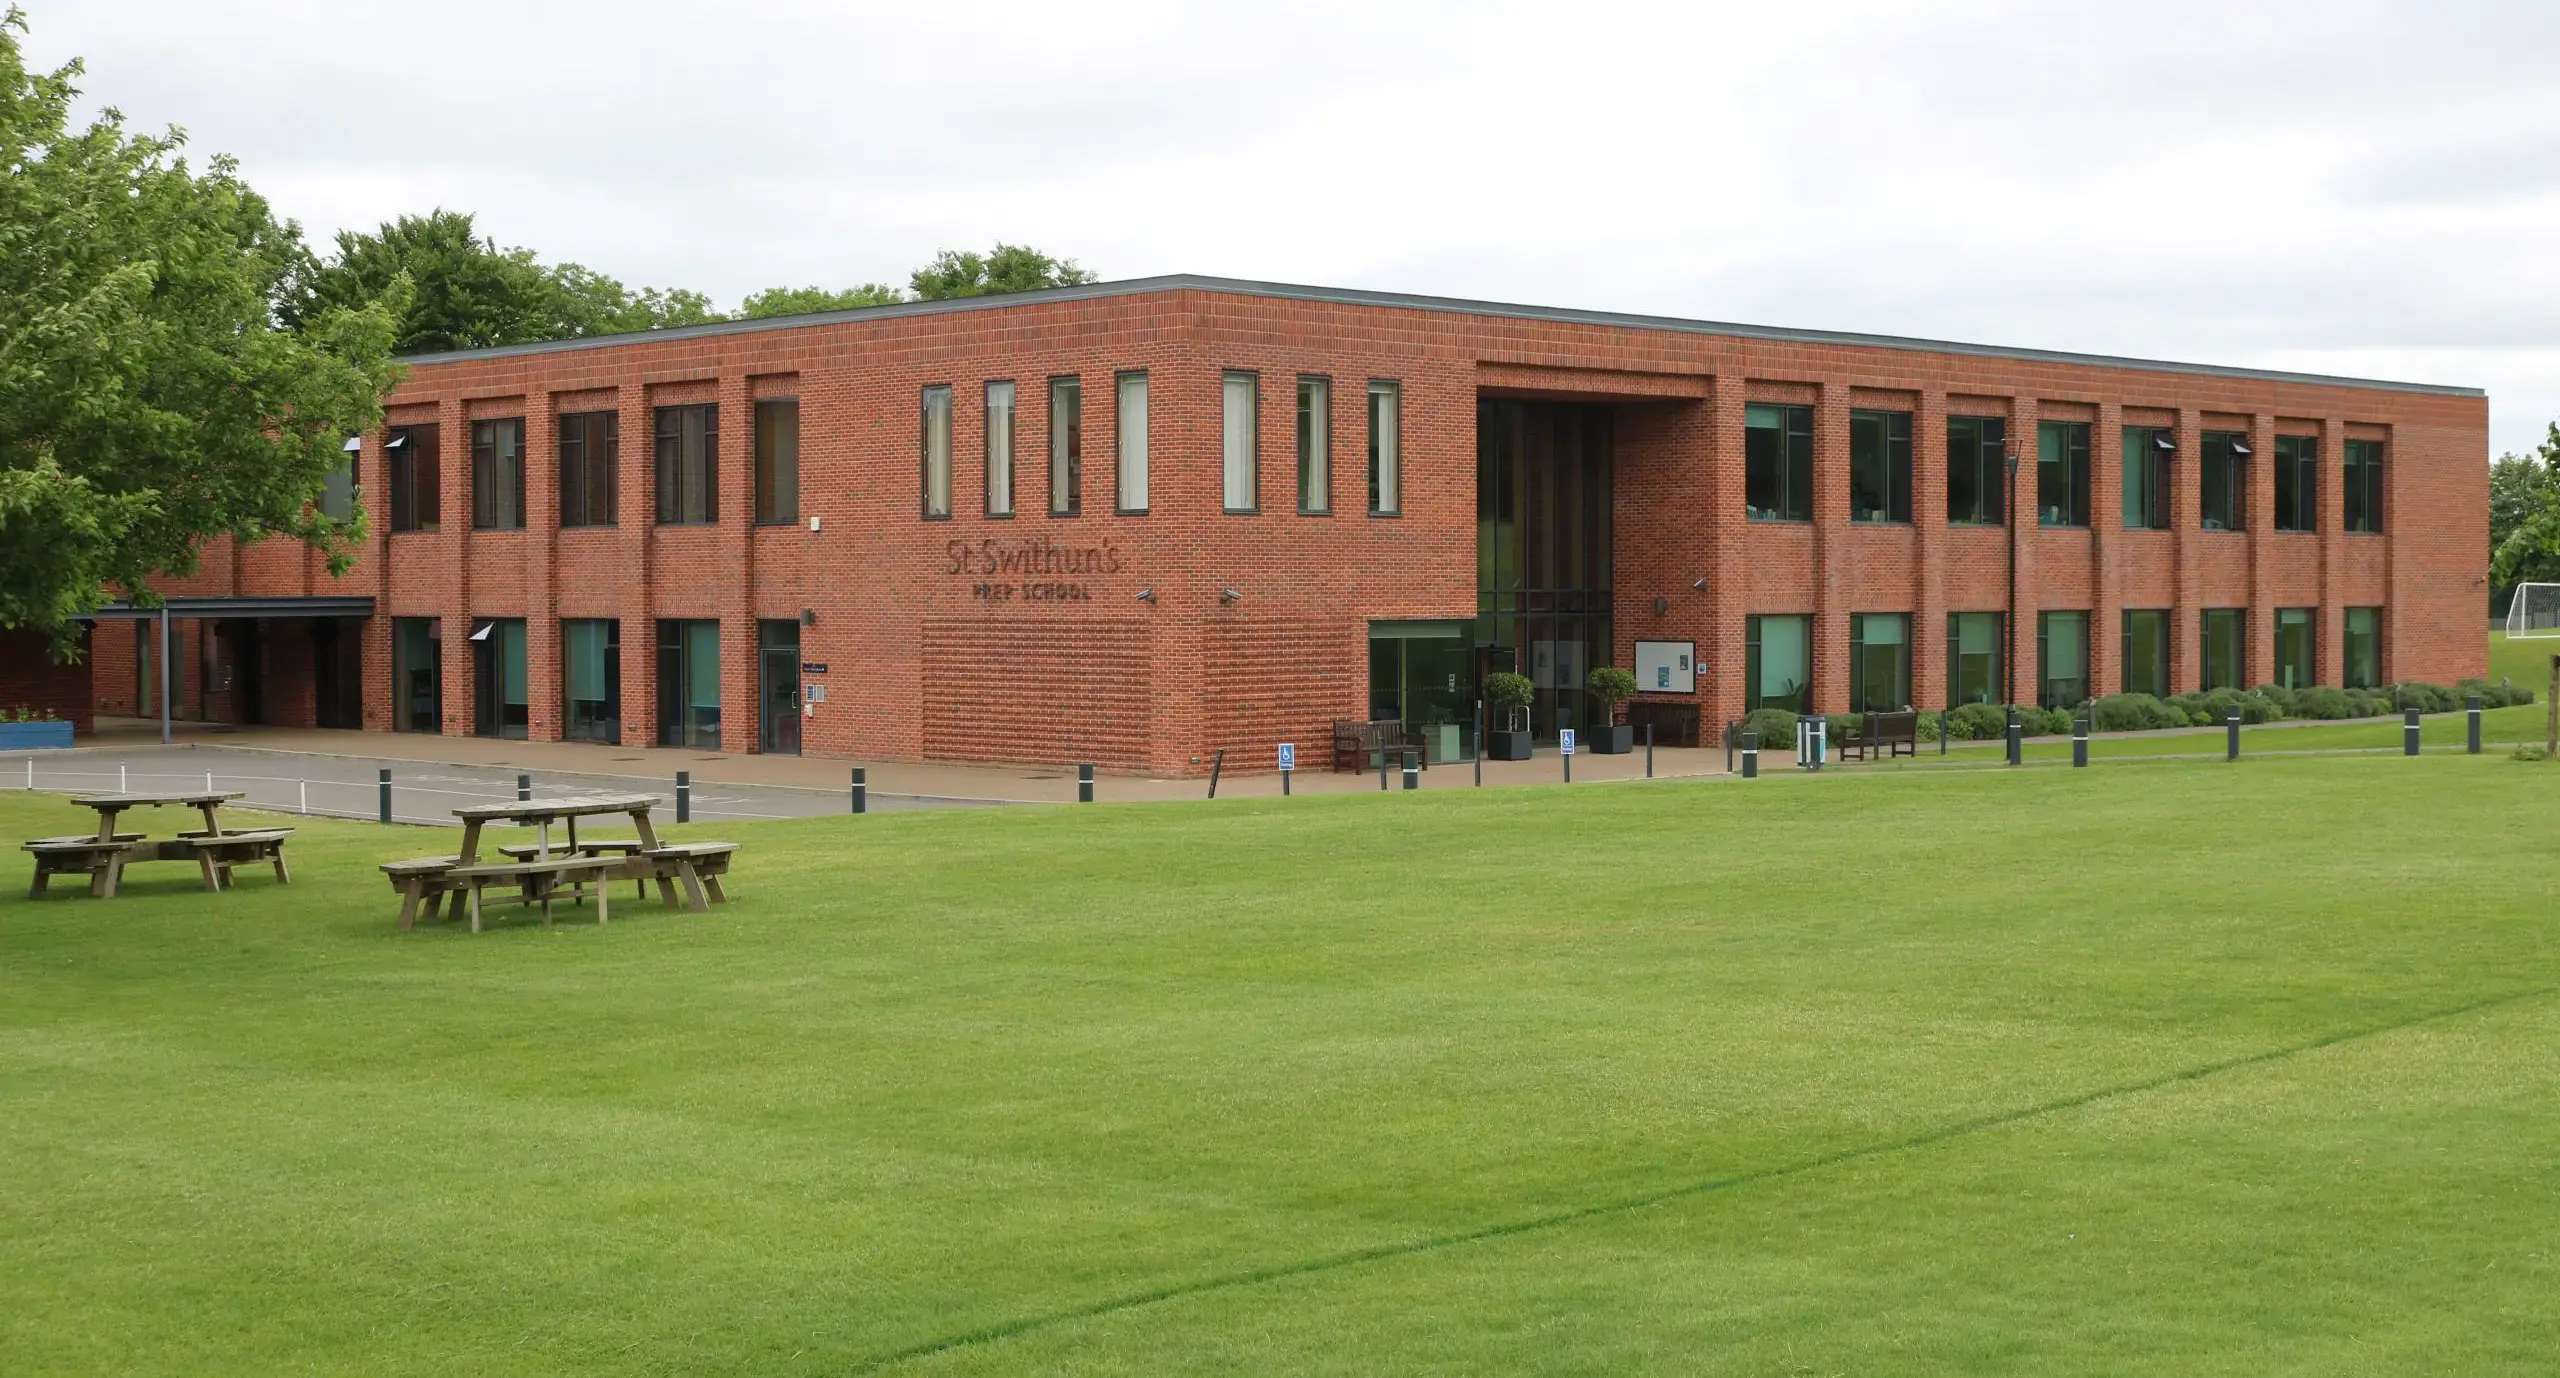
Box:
2200 431 2250 531
1848 612 1911 712
2275 435 2318 532
321 442 358 520
558 411 618 527
2121 609 2169 697
1297 376 1331 513
470 419 525 530
2122 426 2171 530
2344 438 2384 533
2037 611 2089 708
1947 612 2003 706
1116 372 1148 513
2036 421 2091 527
754 398 799 524
387 424 441 533
1744 614 1810 712
1367 379 1400 515
1848 410 1911 524
985 381 1015 517
653 404 717 525
562 618 621 743
469 618 527 739
1745 404 1814 521
1049 376 1081 515
1223 371 1258 513
1947 416 2006 526
921 385 953 518
393 617 442 730
2274 607 2315 688
656 619 721 749
2200 608 2245 691
2343 606 2382 688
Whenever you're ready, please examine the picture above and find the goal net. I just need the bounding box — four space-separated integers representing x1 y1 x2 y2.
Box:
2507 583 2560 638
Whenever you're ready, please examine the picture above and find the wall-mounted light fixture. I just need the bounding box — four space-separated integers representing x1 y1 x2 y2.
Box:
1135 588 1156 603
1219 588 1243 604
2152 432 2176 452
1691 576 1709 592
342 436 362 454
2230 438 2254 457
384 432 407 451
801 608 818 626
1653 596 1670 615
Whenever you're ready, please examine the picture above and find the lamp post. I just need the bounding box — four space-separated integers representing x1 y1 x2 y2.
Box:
2004 450 2021 707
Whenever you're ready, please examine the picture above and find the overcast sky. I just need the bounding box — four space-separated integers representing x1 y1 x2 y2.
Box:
32 1 2560 457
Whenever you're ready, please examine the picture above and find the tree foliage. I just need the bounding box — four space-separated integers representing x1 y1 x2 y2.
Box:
2492 423 2560 598
910 243 1098 300
738 282 904 318
0 9 401 643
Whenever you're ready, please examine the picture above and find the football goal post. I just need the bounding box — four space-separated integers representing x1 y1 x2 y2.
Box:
2505 583 2560 638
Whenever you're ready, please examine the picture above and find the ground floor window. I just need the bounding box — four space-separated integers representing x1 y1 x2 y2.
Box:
2121 609 2169 698
759 619 802 756
2274 607 2315 690
394 617 441 733
657 619 721 749
1946 612 2002 707
1745 614 1810 712
471 618 528 740
2200 609 2244 691
563 618 621 743
2037 611 2088 709
1369 620 1474 761
2343 606 2381 689
1849 613 1910 713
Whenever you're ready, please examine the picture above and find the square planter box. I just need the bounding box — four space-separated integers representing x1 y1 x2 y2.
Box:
0 720 73 750
1489 729 1534 761
1585 724 1635 754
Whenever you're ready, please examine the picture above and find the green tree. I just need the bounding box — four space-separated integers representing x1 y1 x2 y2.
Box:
2490 423 2560 602
910 243 1098 300
551 263 723 336
0 9 402 643
737 283 904 318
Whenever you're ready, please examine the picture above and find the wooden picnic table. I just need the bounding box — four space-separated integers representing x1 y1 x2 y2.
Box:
26 791 293 896
70 790 245 844
450 792 663 868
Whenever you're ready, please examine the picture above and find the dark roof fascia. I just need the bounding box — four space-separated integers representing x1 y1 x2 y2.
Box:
86 595 377 620
395 273 2485 400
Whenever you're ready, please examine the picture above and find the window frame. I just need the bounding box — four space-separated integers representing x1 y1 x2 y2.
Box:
2200 431 2250 531
984 380 1016 518
1744 403 1815 522
560 616 622 744
2121 426 2172 531
386 423 441 534
2036 609 2090 710
1222 370 1259 515
469 418 526 531
753 397 800 526
2274 606 2317 689
1848 612 1912 713
2344 438 2384 534
2199 608 2246 691
1946 611 2004 707
2120 608 2170 697
2036 421 2092 528
1367 378 1401 516
2274 434 2318 533
1115 370 1149 515
1848 409 1912 525
1297 375 1332 515
920 384 954 520
1743 613 1812 713
2343 606 2382 688
557 411 618 528
652 403 718 526
1946 415 2006 527
1048 376 1082 517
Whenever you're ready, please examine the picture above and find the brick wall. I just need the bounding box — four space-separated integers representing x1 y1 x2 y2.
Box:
0 626 94 734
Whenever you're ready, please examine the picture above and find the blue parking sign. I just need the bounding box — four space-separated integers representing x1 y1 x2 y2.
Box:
1559 729 1576 756
1277 743 1296 772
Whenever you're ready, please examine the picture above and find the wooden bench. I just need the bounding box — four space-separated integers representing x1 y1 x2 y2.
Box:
177 828 293 890
498 840 649 902
446 856 625 933
22 834 145 899
381 856 464 931
644 842 738 912
1839 710 1919 762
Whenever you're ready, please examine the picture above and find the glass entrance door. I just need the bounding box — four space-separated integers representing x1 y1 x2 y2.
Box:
758 620 801 755
1368 621 1475 762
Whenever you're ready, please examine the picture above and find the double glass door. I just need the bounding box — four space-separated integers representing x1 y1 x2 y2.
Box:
1368 621 1474 762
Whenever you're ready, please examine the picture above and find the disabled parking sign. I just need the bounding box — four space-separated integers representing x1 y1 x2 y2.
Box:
1559 729 1576 756
1277 743 1296 773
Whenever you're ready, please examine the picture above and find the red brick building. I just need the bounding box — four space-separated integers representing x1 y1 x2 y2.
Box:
75 276 2487 773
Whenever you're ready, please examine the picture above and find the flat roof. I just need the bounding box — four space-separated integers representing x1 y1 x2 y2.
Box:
398 273 2484 399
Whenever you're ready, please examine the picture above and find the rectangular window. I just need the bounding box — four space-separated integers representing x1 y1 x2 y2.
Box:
393 616 441 731
387 423 440 533
1848 410 1912 524
2121 609 2170 697
985 381 1015 517
2036 421 2091 527
2344 439 2384 534
558 411 618 527
2037 610 2089 709
1745 403 1814 521
2200 431 2250 531
2122 426 2171 530
2200 608 2245 691
469 617 527 739
653 404 717 525
921 385 953 519
562 617 621 744
2343 606 2382 688
470 419 525 530
1116 372 1149 513
655 619 721 749
754 398 799 524
1367 379 1400 515
2274 607 2315 689
1947 416 2006 526
1049 377 1081 515
2275 435 2318 532
1223 371 1258 513
1848 612 1911 712
1743 614 1810 712
1947 611 2003 707
320 444 357 521
1297 376 1330 513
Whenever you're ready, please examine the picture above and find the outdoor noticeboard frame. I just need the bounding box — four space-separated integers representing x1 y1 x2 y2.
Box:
1635 640 1696 694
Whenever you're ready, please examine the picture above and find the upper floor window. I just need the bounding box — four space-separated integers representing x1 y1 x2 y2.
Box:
921 385 953 519
1744 403 1812 521
558 411 617 528
1116 373 1149 514
386 423 440 533
1297 376 1331 514
470 419 525 530
1368 379 1401 515
2200 430 2250 530
2274 434 2317 532
1947 415 2006 526
1049 377 1081 516
2122 426 2171 530
1223 371 1258 513
985 381 1016 517
321 439 358 521
654 403 717 525
2036 421 2090 527
1848 409 1911 524
755 398 799 525
2344 438 2384 533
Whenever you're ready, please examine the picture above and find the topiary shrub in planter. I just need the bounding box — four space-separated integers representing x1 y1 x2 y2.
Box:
2091 693 2185 732
1484 672 1536 760
1945 702 2009 740
1584 666 1638 753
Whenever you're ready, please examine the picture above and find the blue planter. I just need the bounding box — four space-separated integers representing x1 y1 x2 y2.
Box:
0 721 74 750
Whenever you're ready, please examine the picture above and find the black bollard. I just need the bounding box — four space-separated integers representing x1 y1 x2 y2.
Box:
676 770 691 823
2005 707 2022 766
851 767 867 814
1741 730 1759 779
1078 764 1094 804
2226 709 2241 761
2467 694 2482 755
378 767 391 824
2404 706 2421 757
1645 723 1655 779
2073 716 2089 768
1402 750 1419 791
1208 748 1225 799
1473 701 1484 788
1379 742 1390 791
517 772 531 803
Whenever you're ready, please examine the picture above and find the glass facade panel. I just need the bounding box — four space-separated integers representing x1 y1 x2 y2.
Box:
2200 431 2249 531
2038 610 2088 708
1745 403 1813 521
2344 606 2382 688
2037 421 2091 527
2123 426 2170 530
656 619 721 749
1947 612 2002 706
1849 613 1911 712
563 618 620 743
1947 416 2006 525
1368 621 1474 762
2275 435 2318 532
1745 614 1810 712
1849 410 1911 523
2344 439 2384 533
1477 399 1611 737
558 411 617 527
2121 609 2169 697
393 617 441 732
2200 608 2245 691
654 404 717 525
471 618 527 739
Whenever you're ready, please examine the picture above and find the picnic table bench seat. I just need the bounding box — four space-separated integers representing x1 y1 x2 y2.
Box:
381 856 464 931
498 839 650 900
644 841 738 910
176 827 294 889
446 855 628 932
23 835 143 898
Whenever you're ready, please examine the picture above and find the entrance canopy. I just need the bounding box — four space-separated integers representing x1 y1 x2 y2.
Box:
85 595 376 621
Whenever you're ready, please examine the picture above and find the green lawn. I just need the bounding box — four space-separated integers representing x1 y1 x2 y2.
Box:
2489 628 2559 690
3 757 2556 1375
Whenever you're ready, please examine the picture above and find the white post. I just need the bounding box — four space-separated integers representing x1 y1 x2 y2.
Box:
205 769 214 793
24 759 31 790
120 763 128 791
159 607 172 746
299 780 308 815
